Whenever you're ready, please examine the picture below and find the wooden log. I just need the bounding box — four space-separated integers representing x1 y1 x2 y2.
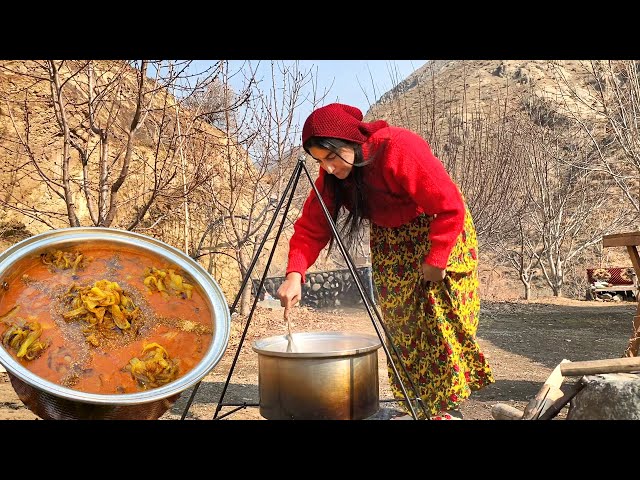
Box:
601 233 640 357
623 321 640 358
623 244 640 357
626 245 640 276
522 385 551 420
560 357 640 376
491 403 524 420
538 382 585 420
522 359 569 420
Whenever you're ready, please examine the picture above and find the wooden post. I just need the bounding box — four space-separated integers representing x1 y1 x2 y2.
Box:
538 382 584 420
624 245 640 357
602 232 640 357
521 359 569 420
560 357 640 376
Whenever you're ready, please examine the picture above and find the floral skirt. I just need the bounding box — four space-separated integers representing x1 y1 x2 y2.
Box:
370 209 494 418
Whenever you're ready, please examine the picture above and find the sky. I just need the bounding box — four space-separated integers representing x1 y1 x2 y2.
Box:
256 60 428 121
191 60 428 125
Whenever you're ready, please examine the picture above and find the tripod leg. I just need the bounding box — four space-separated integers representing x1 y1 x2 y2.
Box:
180 159 304 420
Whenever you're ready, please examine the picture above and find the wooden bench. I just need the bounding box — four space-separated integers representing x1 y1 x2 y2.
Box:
586 266 638 300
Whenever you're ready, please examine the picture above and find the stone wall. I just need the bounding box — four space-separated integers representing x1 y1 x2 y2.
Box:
253 266 376 310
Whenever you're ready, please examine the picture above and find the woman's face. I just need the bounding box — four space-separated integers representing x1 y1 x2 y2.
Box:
308 145 354 180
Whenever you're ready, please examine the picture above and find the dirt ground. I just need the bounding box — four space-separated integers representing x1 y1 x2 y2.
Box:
1 295 638 421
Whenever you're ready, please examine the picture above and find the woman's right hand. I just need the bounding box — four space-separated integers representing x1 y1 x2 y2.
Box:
277 272 302 318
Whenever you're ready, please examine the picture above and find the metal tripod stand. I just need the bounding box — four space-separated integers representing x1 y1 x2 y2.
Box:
180 155 430 420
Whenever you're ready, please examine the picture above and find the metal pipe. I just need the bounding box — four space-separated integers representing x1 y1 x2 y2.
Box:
181 159 303 420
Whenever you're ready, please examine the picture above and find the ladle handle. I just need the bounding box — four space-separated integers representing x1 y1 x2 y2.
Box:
284 309 293 337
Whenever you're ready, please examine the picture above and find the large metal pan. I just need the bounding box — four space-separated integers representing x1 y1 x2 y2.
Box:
252 331 381 420
0 227 231 420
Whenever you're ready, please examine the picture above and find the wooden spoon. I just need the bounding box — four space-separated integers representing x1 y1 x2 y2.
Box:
284 310 297 353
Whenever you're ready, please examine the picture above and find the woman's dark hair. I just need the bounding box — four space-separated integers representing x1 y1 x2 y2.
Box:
302 136 373 255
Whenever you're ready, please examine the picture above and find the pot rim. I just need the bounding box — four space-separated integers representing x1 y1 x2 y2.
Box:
0 227 230 406
251 330 382 358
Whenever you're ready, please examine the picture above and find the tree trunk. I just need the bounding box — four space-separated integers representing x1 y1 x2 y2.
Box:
240 285 252 316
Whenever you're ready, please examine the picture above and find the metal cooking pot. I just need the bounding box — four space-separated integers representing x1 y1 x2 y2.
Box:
0 227 231 420
252 331 382 420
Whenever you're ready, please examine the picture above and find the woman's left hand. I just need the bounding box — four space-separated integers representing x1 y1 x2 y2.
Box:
421 263 446 283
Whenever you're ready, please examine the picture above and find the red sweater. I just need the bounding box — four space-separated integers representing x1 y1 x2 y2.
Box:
287 126 465 282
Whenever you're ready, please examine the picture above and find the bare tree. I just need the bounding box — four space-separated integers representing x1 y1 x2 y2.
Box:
504 212 543 300
366 60 446 147
551 60 640 215
439 86 527 242
0 60 241 234
192 60 325 314
368 62 527 244
481 139 540 299
374 61 638 299
517 105 635 297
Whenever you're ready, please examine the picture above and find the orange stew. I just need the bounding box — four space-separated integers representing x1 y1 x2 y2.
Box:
0 242 213 394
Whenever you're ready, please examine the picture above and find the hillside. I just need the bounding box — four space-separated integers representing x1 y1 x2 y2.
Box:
0 60 637 303
0 60 253 302
368 60 594 124
365 59 639 298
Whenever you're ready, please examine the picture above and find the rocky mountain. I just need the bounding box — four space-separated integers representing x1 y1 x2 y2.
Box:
367 60 595 126
0 60 637 301
364 59 639 297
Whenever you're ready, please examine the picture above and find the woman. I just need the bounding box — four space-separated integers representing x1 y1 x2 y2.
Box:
277 103 494 420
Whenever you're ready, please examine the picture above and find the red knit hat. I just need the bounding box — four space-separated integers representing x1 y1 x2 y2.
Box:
301 103 388 145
